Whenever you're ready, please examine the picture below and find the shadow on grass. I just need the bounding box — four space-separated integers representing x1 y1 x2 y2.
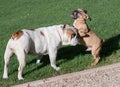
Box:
101 34 120 60
24 34 120 76
24 45 86 76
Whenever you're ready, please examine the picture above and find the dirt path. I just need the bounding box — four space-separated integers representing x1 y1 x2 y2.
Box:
12 63 120 87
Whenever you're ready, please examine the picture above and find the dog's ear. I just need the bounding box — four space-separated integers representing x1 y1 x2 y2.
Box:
63 24 66 29
84 14 91 21
62 24 70 29
83 10 87 13
83 10 92 21
84 13 91 21
88 16 92 21
77 8 87 13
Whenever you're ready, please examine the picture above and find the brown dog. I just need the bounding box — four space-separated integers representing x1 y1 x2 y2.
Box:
71 8 103 66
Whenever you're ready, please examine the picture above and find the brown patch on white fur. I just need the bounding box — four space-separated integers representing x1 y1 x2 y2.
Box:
66 29 75 37
40 31 44 36
11 30 23 40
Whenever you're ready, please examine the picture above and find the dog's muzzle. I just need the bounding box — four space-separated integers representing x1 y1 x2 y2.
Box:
71 10 79 19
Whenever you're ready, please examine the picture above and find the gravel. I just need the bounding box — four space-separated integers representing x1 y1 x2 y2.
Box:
12 63 120 87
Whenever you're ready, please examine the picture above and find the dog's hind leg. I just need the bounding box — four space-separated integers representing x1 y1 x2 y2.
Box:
15 49 26 80
3 46 14 79
91 46 101 66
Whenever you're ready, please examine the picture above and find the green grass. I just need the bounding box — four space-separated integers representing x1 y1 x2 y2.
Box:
0 0 120 86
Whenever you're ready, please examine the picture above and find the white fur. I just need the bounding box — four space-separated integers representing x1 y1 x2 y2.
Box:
3 24 78 80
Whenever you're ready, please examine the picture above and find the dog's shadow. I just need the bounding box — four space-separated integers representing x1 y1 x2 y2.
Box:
24 34 120 76
24 45 86 76
101 34 120 59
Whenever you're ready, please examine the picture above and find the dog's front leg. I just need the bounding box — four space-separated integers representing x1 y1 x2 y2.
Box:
49 49 60 71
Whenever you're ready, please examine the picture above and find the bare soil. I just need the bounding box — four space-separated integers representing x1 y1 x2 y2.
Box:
12 63 120 87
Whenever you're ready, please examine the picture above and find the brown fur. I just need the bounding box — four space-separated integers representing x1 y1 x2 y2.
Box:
66 29 75 38
72 8 103 66
73 18 89 36
11 30 23 40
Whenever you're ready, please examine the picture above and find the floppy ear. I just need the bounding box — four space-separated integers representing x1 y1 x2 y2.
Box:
83 10 91 21
88 16 92 21
77 8 87 13
63 24 66 29
83 10 87 13
84 14 91 21
84 12 91 21
62 24 70 29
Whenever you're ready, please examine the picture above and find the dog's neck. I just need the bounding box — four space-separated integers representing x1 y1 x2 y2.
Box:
73 18 88 29
73 18 87 27
73 18 91 34
75 18 86 24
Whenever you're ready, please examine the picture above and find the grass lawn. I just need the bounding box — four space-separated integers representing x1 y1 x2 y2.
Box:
0 0 120 86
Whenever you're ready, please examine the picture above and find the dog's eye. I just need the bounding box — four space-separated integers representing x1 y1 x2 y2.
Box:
71 33 76 38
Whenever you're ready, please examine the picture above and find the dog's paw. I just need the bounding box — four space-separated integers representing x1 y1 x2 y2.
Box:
3 73 8 79
55 67 60 71
91 62 96 66
3 75 8 79
18 77 24 80
18 75 24 80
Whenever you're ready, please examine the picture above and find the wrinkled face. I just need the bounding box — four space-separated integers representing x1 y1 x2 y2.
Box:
62 24 78 46
71 8 91 20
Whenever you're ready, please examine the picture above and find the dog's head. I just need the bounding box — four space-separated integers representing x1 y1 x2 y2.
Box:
71 8 91 21
61 24 79 46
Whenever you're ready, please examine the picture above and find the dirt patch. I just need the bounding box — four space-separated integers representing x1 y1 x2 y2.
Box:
12 63 120 87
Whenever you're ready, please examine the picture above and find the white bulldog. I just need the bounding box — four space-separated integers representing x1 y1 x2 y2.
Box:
3 24 78 80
